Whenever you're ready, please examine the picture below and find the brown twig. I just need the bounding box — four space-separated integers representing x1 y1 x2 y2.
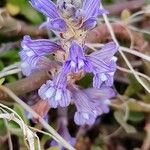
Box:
1 21 47 38
0 71 50 101
112 96 150 113
0 9 47 38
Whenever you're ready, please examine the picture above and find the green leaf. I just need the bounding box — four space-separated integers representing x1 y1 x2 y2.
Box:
0 78 5 85
114 110 137 133
0 60 4 70
6 76 17 83
47 147 61 150
125 75 143 97
21 5 44 24
13 103 29 125
145 0 150 4
6 0 43 24
128 111 145 122
0 119 6 134
77 73 93 88
0 49 19 61
41 135 51 149
8 120 23 136
91 146 102 150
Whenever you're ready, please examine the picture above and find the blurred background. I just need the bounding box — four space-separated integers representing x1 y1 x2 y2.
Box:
0 0 150 150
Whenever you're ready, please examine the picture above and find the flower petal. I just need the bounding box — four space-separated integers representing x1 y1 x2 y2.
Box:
90 42 118 62
20 54 40 76
38 73 71 108
30 0 60 19
22 35 61 56
87 55 114 73
41 18 67 32
63 41 92 72
83 87 116 100
81 17 97 30
74 112 96 125
82 0 101 20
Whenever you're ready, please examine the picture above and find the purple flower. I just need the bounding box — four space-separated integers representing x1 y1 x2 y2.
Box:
87 42 118 88
63 41 118 88
30 0 67 32
19 0 118 127
30 0 107 32
71 87 116 125
38 72 71 108
63 41 92 73
20 35 62 76
79 0 108 30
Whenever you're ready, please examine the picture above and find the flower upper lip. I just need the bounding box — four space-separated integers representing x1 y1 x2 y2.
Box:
30 0 107 33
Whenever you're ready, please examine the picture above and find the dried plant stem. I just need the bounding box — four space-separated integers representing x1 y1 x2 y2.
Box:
0 108 13 150
1 62 20 72
0 106 36 150
112 96 150 113
5 120 13 150
86 43 150 62
120 46 150 62
128 9 150 24
117 66 150 83
0 85 75 150
129 26 150 35
0 71 50 100
105 0 145 16
101 3 150 93
0 68 21 78
30 127 52 137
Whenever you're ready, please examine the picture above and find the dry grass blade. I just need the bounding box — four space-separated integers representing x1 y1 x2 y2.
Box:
0 85 76 150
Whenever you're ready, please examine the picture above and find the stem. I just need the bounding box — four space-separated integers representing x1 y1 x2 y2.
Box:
0 85 75 150
101 3 150 93
0 68 21 78
117 66 150 83
120 46 150 62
